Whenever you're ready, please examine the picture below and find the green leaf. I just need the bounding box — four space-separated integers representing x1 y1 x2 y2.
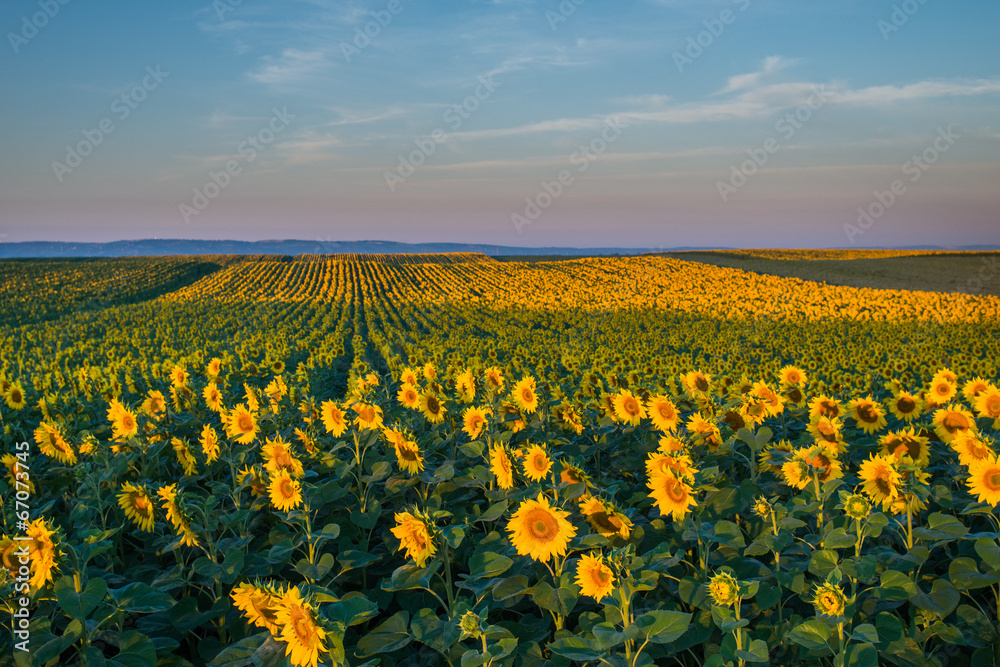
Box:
911 579 960 617
852 624 879 644
844 642 878 667
209 633 268 666
591 623 628 651
109 583 175 613
911 513 968 543
532 581 578 616
442 525 466 548
974 537 1000 571
461 650 491 667
251 636 288 667
634 610 692 644
338 550 379 571
949 557 1000 590
109 631 157 667
478 500 509 523
876 571 918 600
492 575 530 601
55 577 107 620
711 521 746 548
264 539 295 564
808 549 840 579
385 563 438 592
822 528 856 549
356 611 411 657
468 552 513 580
295 552 336 580
350 500 382 529
788 619 832 652
711 606 748 633
411 608 461 653
734 638 770 664
327 594 378 627
547 636 602 662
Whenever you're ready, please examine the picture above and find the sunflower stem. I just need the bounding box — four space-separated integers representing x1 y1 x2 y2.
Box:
905 502 914 550
812 468 824 547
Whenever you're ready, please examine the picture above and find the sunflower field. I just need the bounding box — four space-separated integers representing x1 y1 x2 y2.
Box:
2 252 1000 667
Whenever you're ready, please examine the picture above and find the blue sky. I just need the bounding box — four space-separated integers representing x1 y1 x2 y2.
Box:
1 0 998 247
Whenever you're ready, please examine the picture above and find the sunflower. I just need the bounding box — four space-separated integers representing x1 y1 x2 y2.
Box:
24 519 58 588
484 367 505 392
397 383 420 410
686 413 722 451
200 425 220 463
226 404 259 444
967 455 1000 507
645 452 697 482
879 428 930 467
812 582 846 617
657 435 687 454
842 493 871 520
462 407 490 440
522 444 553 482
682 370 711 396
399 367 419 386
809 395 843 420
243 383 260 412
928 372 958 406
203 383 224 412
384 429 424 475
170 365 188 388
554 402 584 435
579 497 632 538
781 458 810 490
887 391 923 422
156 485 200 548
560 461 588 486
752 381 785 417
231 582 282 633
320 400 347 437
142 390 166 419
422 363 437 380
275 587 329 667
807 416 844 451
781 384 807 408
455 369 476 403
507 495 577 563
262 437 304 478
206 357 222 378
353 402 384 431
963 377 991 403
118 482 156 532
612 390 645 426
647 470 697 522
952 433 996 468
489 444 514 490
778 365 808 386
238 465 268 498
708 571 740 607
974 386 1000 429
645 395 680 433
575 553 615 601
3 383 26 410
417 392 446 424
391 511 436 567
751 496 773 518
932 405 977 444
511 376 539 414
109 402 139 440
269 470 304 512
34 422 77 466
849 397 886 434
858 454 901 510
172 438 198 476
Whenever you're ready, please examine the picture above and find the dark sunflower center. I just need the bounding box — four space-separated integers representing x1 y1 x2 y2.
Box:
896 397 915 413
942 413 968 433
857 405 877 423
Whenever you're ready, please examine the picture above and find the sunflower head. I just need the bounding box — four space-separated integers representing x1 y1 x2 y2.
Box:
813 582 847 618
842 493 871 520
575 553 616 601
507 494 577 563
751 496 773 518
391 511 437 567
708 571 740 607
459 610 485 639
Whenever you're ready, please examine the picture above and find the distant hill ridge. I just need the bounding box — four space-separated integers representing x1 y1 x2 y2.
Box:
0 239 996 259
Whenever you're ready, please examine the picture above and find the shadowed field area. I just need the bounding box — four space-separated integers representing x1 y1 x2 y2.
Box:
654 251 1000 298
